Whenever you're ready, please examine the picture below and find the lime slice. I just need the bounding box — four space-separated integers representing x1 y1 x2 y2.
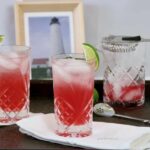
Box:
94 88 99 104
0 35 5 43
82 43 100 71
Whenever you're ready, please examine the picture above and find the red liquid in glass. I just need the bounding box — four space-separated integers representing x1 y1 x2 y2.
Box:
104 82 144 107
53 59 94 126
0 57 29 112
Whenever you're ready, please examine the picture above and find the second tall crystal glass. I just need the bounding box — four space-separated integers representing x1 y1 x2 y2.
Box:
52 54 94 137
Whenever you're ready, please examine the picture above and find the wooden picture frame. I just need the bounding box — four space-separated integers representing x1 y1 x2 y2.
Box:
14 0 85 80
15 0 85 52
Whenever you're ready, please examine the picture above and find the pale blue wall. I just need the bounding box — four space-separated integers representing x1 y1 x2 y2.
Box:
0 0 150 79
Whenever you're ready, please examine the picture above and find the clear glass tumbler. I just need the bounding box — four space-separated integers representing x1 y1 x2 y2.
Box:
102 36 145 108
0 45 30 124
52 54 94 137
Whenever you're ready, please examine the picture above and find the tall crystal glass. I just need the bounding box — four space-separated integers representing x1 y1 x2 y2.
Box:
52 53 94 137
0 45 30 124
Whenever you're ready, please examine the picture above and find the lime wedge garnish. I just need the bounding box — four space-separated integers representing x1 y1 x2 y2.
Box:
94 88 99 104
0 35 5 43
82 43 100 71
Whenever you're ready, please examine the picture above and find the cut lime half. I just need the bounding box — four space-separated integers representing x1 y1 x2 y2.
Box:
0 35 5 43
82 43 100 71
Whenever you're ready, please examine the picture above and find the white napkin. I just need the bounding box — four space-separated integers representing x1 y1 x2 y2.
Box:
16 113 150 150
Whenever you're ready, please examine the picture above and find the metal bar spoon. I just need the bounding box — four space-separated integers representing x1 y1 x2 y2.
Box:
93 103 150 125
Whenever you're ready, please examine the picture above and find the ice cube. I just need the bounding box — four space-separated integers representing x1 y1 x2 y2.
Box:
54 59 68 67
122 87 141 101
108 66 134 88
20 57 29 74
107 66 132 100
9 51 21 63
53 63 72 84
112 83 121 100
65 59 91 75
120 73 133 87
53 59 93 89
7 51 19 58
0 55 18 70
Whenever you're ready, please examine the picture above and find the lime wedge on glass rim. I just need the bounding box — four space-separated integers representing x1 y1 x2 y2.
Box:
82 43 100 103
0 35 5 43
82 43 100 71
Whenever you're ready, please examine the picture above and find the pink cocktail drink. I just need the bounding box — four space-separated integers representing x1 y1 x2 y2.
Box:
52 54 94 137
104 82 144 107
0 46 30 124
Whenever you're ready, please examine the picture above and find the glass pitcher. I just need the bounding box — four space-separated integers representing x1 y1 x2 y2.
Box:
102 35 146 108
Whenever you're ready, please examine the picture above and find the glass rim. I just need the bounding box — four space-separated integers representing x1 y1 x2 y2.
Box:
51 53 98 63
51 53 85 60
51 53 97 70
0 45 31 50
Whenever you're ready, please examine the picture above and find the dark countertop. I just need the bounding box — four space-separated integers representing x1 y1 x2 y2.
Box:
0 96 150 149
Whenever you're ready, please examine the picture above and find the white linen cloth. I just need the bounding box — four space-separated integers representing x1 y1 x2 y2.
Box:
16 113 150 150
